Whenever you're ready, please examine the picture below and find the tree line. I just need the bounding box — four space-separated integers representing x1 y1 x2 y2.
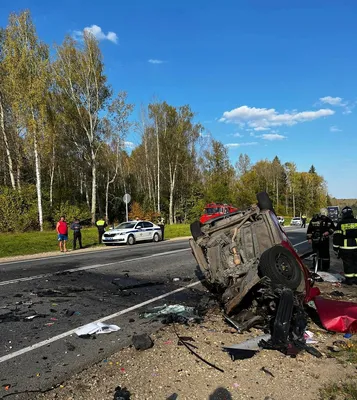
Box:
0 11 329 232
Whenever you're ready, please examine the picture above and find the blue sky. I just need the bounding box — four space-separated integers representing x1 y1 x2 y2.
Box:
1 0 356 198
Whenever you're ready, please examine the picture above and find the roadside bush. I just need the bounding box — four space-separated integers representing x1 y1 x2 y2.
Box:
0 185 39 232
53 201 91 225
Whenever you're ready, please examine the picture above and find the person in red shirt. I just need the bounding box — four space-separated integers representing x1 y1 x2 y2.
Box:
56 215 68 252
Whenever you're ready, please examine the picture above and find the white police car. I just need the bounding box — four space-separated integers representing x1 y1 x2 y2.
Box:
102 220 162 245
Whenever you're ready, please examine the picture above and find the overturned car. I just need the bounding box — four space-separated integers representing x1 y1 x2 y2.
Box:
190 193 319 356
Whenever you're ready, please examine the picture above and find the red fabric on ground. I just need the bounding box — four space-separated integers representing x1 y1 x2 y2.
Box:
314 296 357 333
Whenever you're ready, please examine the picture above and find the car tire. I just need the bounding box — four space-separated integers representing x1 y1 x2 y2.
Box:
127 235 135 245
258 245 303 290
153 233 160 242
256 192 276 214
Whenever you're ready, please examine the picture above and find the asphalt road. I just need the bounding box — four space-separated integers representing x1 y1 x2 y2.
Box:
0 228 309 399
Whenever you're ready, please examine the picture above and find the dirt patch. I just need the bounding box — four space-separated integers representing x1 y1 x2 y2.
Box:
34 306 357 400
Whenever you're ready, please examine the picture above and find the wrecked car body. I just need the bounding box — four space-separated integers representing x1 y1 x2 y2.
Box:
190 192 318 355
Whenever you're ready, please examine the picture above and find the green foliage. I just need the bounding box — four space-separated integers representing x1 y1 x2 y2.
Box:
54 201 91 224
0 227 99 258
0 185 39 231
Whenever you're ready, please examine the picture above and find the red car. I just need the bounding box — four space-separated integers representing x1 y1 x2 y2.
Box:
199 203 239 224
190 192 316 337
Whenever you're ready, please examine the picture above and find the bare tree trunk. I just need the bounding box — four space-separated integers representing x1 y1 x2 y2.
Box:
49 144 55 208
292 188 296 217
105 171 110 222
0 93 16 189
169 163 177 225
85 182 90 209
155 116 161 214
276 178 279 209
34 133 43 231
91 154 97 224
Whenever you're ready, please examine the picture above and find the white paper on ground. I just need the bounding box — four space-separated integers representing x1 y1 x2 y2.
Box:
317 271 345 283
75 322 120 336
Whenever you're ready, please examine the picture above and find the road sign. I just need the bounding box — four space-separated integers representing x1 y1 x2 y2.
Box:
123 193 131 204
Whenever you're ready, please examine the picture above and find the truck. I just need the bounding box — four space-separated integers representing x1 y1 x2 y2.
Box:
199 203 238 224
327 206 340 224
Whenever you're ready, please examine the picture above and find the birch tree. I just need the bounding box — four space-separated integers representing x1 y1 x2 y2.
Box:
53 32 111 223
3 11 50 230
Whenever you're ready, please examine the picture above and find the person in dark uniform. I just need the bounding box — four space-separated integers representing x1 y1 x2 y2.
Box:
307 208 335 271
333 206 357 285
70 218 83 250
96 216 107 244
301 215 307 228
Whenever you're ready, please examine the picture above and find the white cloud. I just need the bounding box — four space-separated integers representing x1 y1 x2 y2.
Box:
319 96 344 106
254 126 270 131
148 59 164 64
124 141 136 149
330 126 342 132
225 142 258 148
260 133 286 141
74 25 118 44
233 132 244 137
219 105 334 130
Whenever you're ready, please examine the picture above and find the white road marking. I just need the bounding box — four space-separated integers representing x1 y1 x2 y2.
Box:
0 280 201 364
294 240 308 247
0 248 190 286
0 239 188 266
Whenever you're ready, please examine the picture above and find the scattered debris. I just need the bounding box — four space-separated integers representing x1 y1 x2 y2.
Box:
132 334 154 350
330 290 344 297
261 367 275 377
344 333 353 339
223 334 270 360
172 278 180 282
140 304 200 324
314 297 357 333
65 342 76 352
75 322 120 337
112 277 164 290
113 385 131 400
315 271 345 283
175 326 224 373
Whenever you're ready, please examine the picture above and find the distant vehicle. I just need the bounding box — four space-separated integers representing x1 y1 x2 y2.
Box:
277 216 285 226
102 220 162 245
200 203 238 224
290 217 303 227
327 206 340 224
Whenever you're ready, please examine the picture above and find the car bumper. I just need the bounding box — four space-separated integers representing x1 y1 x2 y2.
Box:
102 237 127 243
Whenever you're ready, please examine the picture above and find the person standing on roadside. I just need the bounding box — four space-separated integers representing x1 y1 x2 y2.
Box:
70 218 83 250
302 214 307 228
96 216 107 244
307 209 335 271
56 216 68 253
333 206 357 285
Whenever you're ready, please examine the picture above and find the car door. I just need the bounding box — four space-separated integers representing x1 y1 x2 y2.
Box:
143 221 154 240
135 222 145 241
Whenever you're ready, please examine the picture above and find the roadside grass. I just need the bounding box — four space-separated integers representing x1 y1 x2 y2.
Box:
0 227 99 258
319 380 357 400
330 340 357 364
0 224 191 259
163 224 191 239
321 341 357 399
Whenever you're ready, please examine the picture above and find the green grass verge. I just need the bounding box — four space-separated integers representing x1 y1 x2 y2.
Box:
0 227 100 258
163 224 191 239
319 380 357 400
0 224 191 259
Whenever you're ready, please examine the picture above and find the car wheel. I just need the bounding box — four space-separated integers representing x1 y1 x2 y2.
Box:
256 192 276 214
258 245 303 290
153 233 160 242
127 235 135 245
